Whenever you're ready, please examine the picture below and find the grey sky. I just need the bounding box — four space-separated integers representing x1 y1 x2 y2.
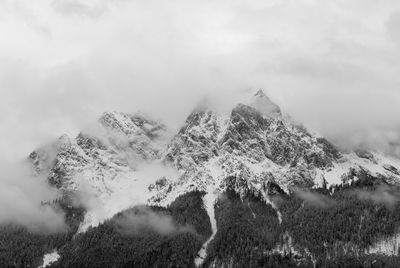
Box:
1 0 400 160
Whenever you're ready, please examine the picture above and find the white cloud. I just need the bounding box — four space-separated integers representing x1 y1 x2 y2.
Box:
0 0 399 161
355 184 400 209
115 206 193 236
0 160 67 233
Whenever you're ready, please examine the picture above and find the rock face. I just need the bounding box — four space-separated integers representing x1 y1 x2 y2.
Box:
29 90 400 229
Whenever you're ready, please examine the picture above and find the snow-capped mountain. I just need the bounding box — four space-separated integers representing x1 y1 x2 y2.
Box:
29 90 400 232
150 90 400 207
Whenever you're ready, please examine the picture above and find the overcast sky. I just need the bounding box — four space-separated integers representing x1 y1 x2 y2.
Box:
1 0 400 161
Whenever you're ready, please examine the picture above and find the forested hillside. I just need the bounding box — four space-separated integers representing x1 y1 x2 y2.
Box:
0 196 84 268
3 181 400 267
52 191 210 268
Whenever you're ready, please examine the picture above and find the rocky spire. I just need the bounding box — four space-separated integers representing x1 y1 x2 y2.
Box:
254 89 269 98
249 89 282 118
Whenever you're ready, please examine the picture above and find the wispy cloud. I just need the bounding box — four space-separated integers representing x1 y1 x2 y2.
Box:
51 0 108 18
293 188 335 208
115 206 193 235
354 185 400 208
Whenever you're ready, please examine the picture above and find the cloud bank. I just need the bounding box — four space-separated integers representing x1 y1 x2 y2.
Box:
0 0 400 161
0 161 66 233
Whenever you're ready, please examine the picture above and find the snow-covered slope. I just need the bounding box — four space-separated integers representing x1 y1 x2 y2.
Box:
29 90 400 231
30 112 174 231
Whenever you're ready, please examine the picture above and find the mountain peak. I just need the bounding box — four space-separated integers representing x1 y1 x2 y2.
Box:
249 89 282 118
254 89 268 98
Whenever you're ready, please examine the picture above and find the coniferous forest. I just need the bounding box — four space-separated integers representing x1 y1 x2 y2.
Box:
2 182 400 267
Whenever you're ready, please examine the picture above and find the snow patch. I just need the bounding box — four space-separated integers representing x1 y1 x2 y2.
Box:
262 192 282 224
39 250 60 268
194 188 218 267
367 232 400 256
